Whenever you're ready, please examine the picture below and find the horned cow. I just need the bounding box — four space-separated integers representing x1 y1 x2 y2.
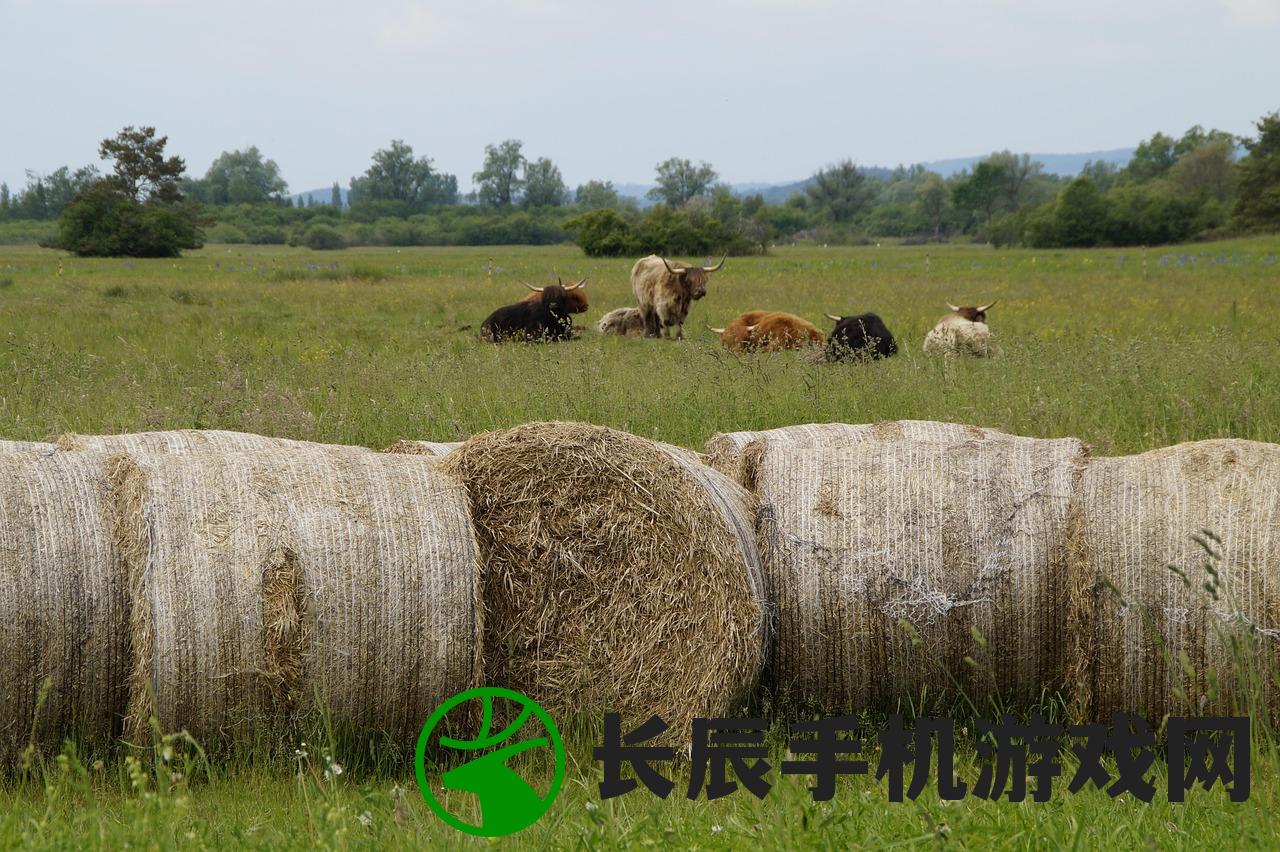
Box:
518 276 589 314
480 283 578 343
824 312 898 361
630 254 725 340
923 301 998 356
710 311 824 352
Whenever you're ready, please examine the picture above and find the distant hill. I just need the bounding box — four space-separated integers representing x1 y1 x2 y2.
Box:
295 148 1137 209
289 187 348 208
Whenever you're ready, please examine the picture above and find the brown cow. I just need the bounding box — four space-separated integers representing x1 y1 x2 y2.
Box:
519 277 588 313
709 311 824 352
630 254 725 340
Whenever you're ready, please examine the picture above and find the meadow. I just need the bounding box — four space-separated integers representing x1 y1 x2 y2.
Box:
2 237 1279 848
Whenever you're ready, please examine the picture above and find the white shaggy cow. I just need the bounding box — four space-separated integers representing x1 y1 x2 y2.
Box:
923 301 999 356
630 254 725 340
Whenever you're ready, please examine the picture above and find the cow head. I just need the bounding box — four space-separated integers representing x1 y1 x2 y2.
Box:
523 277 588 313
661 256 725 300
946 300 996 323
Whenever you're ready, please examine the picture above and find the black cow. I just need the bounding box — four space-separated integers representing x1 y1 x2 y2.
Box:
823 312 898 361
481 285 575 342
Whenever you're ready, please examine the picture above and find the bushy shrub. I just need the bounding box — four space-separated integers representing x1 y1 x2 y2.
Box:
302 223 345 250
55 180 203 257
564 209 639 257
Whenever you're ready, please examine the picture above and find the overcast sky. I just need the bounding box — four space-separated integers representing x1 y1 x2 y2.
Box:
2 0 1278 193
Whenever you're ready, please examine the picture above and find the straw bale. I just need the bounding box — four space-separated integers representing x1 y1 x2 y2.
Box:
1066 439 1280 722
754 433 1086 711
114 449 479 750
58 429 373 456
439 422 765 744
0 440 56 455
383 440 463 457
705 421 1005 488
0 451 126 768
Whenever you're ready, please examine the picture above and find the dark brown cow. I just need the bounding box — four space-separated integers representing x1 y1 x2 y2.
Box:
518 277 588 313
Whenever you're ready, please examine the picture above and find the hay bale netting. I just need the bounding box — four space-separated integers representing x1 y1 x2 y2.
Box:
755 434 1087 712
1067 439 1280 723
59 429 373 456
705 420 1009 487
0 451 127 769
0 439 56 455
112 448 480 752
384 440 463 457
439 422 766 744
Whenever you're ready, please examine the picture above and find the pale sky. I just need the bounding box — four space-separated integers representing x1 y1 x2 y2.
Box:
2 0 1277 193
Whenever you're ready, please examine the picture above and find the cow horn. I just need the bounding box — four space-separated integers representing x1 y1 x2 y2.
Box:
977 300 997 312
661 257 684 275
946 302 960 312
746 324 758 332
564 277 588 291
521 281 544 292
708 325 725 334
702 255 727 272
825 313 842 322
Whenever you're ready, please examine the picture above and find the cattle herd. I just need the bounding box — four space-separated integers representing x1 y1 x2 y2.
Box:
480 253 998 360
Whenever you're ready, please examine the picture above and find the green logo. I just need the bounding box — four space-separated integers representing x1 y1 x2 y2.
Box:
414 687 566 837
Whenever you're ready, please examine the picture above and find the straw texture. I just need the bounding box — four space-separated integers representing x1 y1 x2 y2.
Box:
754 433 1087 711
0 451 127 768
440 421 766 743
1066 439 1280 722
114 448 479 751
705 421 1006 488
59 429 374 456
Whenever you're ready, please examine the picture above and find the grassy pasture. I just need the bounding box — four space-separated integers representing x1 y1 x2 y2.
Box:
2 237 1280 848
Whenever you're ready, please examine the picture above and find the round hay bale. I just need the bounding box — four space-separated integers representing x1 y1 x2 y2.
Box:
754 433 1087 712
113 449 479 752
0 439 56 455
438 422 765 744
1066 439 1280 723
384 440 463 457
0 451 126 769
705 420 1006 488
58 429 372 456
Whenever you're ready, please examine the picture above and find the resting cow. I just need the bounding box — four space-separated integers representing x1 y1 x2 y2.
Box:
710 311 824 352
597 307 646 337
519 276 588 314
824 312 898 361
481 284 577 343
922 301 998 356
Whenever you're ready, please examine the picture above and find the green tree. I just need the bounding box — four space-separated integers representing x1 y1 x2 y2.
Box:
1233 110 1280 230
1169 138 1236 202
473 139 526 208
951 159 1010 228
56 126 202 257
647 158 717 207
99 125 186 203
565 208 639 256
1080 159 1121 192
0 182 9 215
195 147 288 204
330 182 342 208
914 172 949 239
1053 176 1107 246
805 160 873 224
522 157 567 208
574 179 619 210
350 140 457 211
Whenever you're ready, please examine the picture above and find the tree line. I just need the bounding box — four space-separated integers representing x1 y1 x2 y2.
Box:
2 110 1278 256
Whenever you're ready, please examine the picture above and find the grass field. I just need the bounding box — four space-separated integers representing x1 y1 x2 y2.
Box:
2 237 1280 848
